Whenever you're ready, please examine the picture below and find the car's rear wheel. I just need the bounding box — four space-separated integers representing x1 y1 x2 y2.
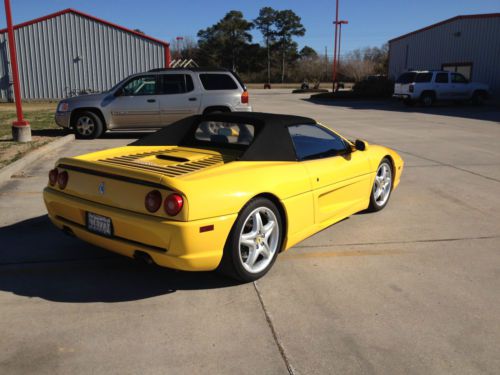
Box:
219 198 283 282
471 91 486 106
368 158 393 212
73 111 103 139
420 92 435 107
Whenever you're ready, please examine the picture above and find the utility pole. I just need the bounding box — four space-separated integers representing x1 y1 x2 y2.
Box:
175 36 184 60
335 20 348 91
4 0 31 142
332 0 339 91
324 46 328 82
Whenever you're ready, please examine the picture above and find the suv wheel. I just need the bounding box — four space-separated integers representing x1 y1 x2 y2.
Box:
73 111 104 139
472 91 486 106
420 92 435 107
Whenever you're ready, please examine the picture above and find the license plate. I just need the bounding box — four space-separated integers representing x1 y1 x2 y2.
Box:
86 212 113 237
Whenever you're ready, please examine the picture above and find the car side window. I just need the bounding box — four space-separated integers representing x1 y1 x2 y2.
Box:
199 74 238 90
159 74 194 95
451 73 468 84
435 73 449 83
121 75 157 96
288 124 348 161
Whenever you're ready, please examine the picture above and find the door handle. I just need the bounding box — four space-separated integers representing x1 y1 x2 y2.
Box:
147 99 156 103
188 97 197 101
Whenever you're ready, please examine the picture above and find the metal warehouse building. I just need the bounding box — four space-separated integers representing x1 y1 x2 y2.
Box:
0 8 171 101
388 13 500 96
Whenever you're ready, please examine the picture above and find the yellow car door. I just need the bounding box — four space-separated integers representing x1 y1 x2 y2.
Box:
288 124 371 224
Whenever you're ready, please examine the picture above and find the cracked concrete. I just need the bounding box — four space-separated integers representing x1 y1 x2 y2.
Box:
1 90 500 374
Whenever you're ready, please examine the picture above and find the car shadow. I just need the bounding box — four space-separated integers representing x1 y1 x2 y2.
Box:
100 131 155 140
0 215 237 303
31 128 71 137
304 98 500 123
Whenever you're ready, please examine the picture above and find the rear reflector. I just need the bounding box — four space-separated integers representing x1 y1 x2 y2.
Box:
145 190 162 213
241 90 249 104
200 225 214 233
57 171 68 189
165 193 183 216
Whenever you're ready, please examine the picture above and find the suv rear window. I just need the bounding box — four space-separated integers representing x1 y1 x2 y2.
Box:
396 72 416 84
415 73 433 82
200 74 238 90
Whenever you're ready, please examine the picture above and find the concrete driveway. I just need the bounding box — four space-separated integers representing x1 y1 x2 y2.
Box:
1 91 499 374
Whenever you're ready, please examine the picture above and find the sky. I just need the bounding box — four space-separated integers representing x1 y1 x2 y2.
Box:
2 0 500 57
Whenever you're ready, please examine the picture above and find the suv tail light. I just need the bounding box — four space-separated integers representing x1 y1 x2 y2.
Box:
164 193 183 216
409 84 414 93
49 168 58 186
241 90 249 104
57 171 69 189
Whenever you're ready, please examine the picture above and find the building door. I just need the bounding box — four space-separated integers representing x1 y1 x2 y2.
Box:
442 63 472 80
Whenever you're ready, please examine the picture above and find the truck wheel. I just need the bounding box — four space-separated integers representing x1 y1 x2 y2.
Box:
73 111 103 139
472 91 485 106
420 93 435 107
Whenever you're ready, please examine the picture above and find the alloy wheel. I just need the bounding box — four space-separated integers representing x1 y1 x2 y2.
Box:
373 163 392 206
238 207 279 274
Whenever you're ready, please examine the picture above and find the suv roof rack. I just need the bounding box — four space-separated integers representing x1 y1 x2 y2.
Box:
148 67 230 73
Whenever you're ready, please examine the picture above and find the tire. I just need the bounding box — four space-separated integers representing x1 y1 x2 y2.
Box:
471 91 485 106
420 92 435 107
219 198 283 282
73 111 103 139
368 158 393 212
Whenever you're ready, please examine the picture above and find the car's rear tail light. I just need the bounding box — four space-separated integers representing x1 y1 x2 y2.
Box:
49 168 58 186
145 190 162 213
241 90 249 104
57 171 68 189
409 84 414 93
165 193 183 216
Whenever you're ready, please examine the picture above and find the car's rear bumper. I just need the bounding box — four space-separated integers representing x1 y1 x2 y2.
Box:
43 188 237 271
392 94 411 100
55 112 71 128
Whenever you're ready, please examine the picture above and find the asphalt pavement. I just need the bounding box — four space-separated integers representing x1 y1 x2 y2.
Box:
1 91 499 374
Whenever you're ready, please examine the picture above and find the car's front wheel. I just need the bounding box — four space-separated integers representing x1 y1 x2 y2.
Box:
220 198 283 282
73 111 103 139
368 159 393 212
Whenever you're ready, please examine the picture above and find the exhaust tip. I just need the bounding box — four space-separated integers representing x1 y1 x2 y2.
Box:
133 250 155 266
62 225 75 237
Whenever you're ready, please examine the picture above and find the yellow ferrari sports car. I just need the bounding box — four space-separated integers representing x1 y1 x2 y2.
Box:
43 112 403 281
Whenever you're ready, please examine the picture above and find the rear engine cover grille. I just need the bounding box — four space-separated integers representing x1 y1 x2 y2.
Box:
98 149 226 177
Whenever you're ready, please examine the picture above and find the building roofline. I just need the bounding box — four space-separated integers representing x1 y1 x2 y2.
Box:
388 13 500 43
0 8 169 47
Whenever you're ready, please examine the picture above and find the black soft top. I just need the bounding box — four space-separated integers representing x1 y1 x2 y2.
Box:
131 112 317 161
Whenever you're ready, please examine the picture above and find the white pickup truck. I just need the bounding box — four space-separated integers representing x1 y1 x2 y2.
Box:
393 70 490 106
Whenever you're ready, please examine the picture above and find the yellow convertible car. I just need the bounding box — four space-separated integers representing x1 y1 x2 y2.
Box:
43 112 403 281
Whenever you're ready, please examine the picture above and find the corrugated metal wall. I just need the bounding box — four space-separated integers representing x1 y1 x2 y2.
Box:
0 12 166 100
388 16 500 95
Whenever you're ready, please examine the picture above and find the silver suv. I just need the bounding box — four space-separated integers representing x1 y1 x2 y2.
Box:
393 70 490 106
55 68 252 139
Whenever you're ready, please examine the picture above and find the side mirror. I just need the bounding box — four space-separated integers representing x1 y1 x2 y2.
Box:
355 139 367 151
114 88 123 97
